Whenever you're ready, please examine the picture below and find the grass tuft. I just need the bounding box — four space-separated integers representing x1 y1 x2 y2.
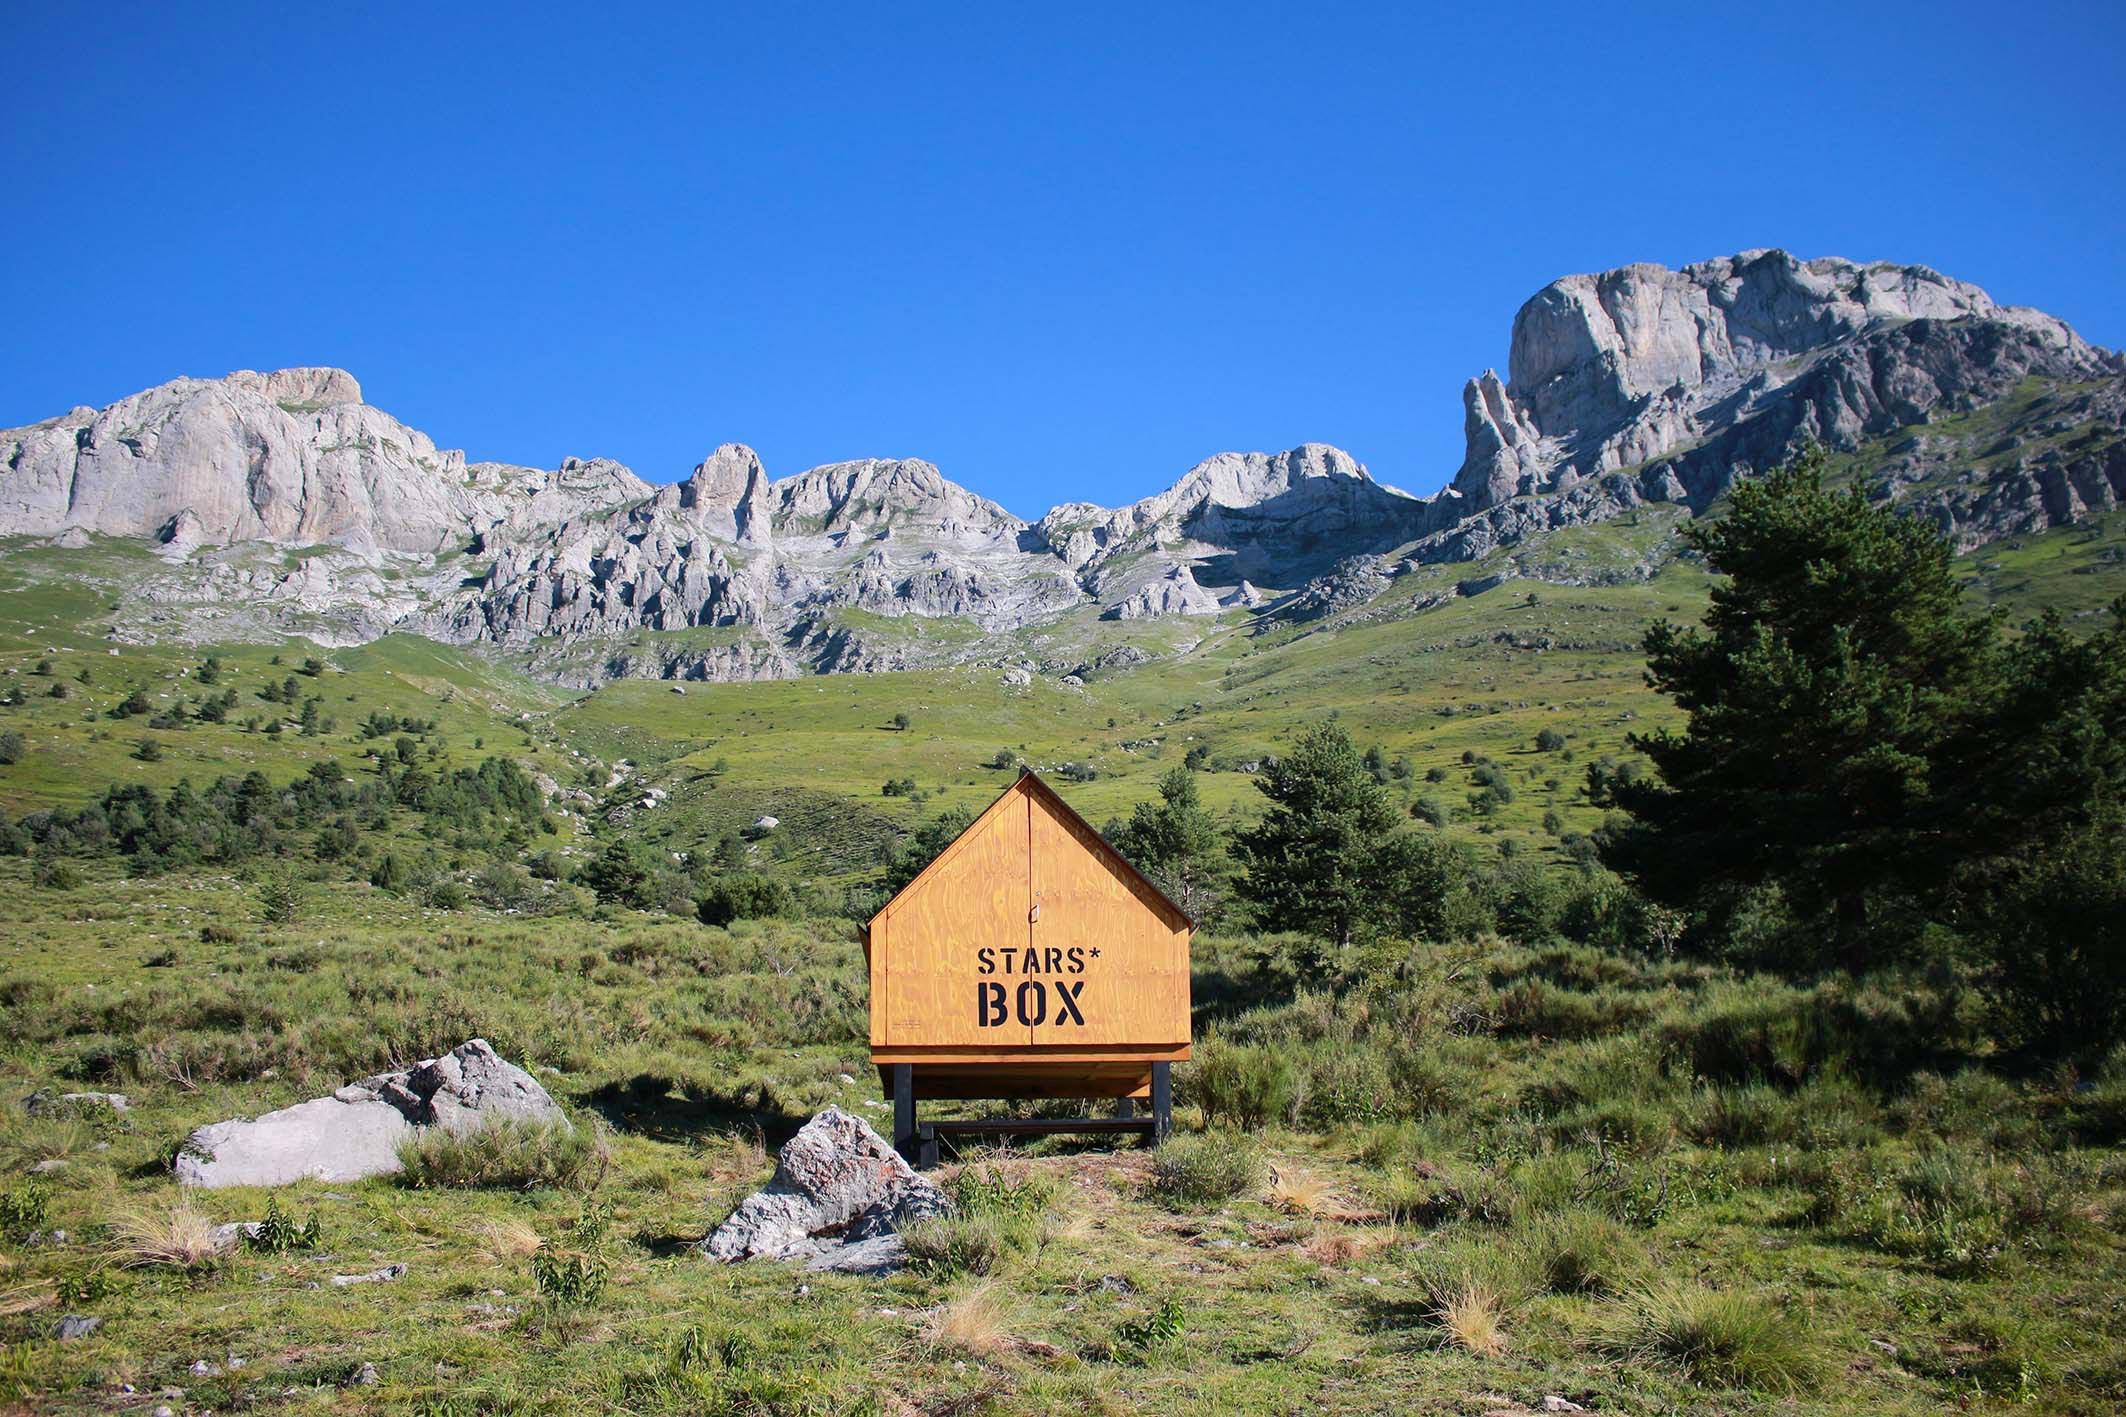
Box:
1605 1281 1821 1393
1430 1279 1507 1357
395 1119 604 1191
113 1199 222 1270
925 1282 1012 1357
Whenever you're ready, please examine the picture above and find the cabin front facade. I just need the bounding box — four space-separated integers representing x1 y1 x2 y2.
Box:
864 770 1192 1163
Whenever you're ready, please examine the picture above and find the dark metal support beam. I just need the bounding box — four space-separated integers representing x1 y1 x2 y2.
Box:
891 1064 916 1163
1151 1061 1172 1143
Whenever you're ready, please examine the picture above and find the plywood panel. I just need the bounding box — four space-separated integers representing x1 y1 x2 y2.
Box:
881 789 1032 1047
1027 789 1190 1048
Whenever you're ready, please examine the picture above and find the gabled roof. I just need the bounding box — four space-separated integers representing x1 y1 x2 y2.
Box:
865 768 1194 942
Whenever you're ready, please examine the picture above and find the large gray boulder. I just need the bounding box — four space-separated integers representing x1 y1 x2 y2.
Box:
699 1107 947 1271
175 1039 563 1189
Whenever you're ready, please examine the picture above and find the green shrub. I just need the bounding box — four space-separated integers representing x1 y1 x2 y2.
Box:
1150 1133 1264 1204
422 878 469 911
395 1119 601 1190
1605 1282 1822 1393
1299 1046 1397 1127
0 1183 50 1240
257 874 304 925
1112 1296 1186 1355
898 1212 1034 1276
244 1196 322 1254
530 1246 609 1304
948 1160 1058 1221
1186 1041 1297 1130
696 873 794 927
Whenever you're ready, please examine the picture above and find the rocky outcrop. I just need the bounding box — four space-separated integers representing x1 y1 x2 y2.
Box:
175 1039 563 1188
0 368 586 555
699 1106 948 1274
1441 252 2121 540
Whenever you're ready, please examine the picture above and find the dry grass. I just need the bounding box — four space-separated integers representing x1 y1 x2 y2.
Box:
704 1127 768 1183
113 1199 223 1270
470 1214 543 1259
1430 1279 1508 1357
925 1283 1012 1357
1267 1166 1332 1217
0 1280 51 1317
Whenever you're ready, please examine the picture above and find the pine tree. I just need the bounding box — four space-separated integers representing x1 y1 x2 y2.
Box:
1110 765 1227 923
1597 450 1996 969
1233 722 1408 949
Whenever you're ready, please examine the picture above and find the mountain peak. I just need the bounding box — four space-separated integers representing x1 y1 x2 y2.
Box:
224 367 364 408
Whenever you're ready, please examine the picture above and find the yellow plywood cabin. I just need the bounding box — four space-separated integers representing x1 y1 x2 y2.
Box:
864 769 1192 1164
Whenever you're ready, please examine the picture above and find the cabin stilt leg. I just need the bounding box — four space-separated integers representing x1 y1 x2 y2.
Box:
891 1064 916 1164
1114 1095 1135 1120
1150 1062 1172 1143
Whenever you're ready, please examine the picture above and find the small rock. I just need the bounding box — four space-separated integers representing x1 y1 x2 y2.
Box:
1870 1338 1899 1357
346 1362 380 1387
154 1407 176 1417
55 1314 101 1341
25 1090 130 1117
1360 1275 1381 1286
30 1159 67 1175
330 1263 407 1286
1541 1399 1587 1414
1098 1274 1134 1294
188 1359 221 1376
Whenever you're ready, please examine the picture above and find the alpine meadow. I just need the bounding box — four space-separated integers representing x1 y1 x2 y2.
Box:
4 9 2126 1414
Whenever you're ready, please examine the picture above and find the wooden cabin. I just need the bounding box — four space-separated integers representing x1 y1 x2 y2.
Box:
864 769 1192 1163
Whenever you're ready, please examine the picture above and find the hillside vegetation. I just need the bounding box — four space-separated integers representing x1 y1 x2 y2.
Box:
0 487 2122 1413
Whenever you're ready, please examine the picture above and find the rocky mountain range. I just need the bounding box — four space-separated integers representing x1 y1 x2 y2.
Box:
4 249 2120 682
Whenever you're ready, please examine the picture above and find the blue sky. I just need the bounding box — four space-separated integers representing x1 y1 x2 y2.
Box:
3 3 2121 517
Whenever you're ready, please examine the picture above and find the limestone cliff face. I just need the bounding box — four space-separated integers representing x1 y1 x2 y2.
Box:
1435 250 2124 557
3 248 2119 679
0 368 632 556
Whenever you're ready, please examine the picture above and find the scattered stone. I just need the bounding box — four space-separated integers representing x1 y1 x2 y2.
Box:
1541 1398 1587 1414
752 815 779 832
177 1039 563 1188
1870 1338 1899 1357
331 1263 408 1287
699 1106 947 1272
1098 1274 1134 1295
55 1315 101 1341
30 1159 67 1175
188 1360 220 1377
25 1090 130 1116
346 1362 380 1387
